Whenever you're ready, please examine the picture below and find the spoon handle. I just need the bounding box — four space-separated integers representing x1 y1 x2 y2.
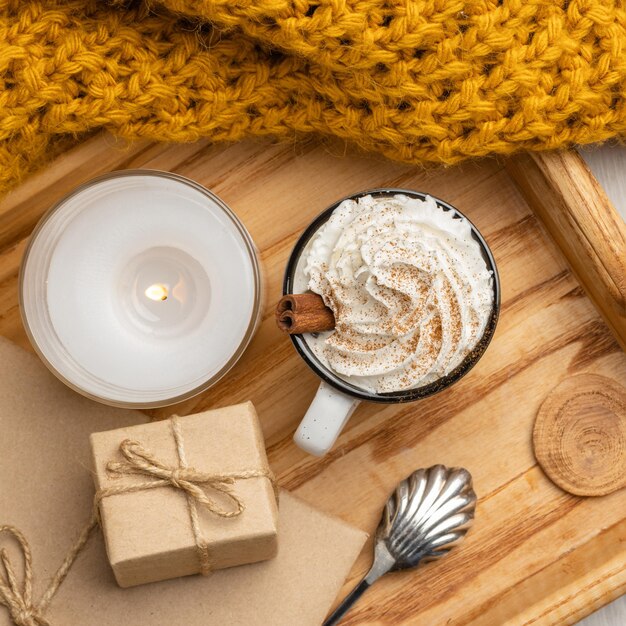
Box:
322 577 371 626
324 540 396 625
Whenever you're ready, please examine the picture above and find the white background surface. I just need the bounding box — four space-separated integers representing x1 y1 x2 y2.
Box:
574 144 626 626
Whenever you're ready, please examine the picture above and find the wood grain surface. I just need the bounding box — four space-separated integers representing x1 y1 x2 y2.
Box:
1 134 626 625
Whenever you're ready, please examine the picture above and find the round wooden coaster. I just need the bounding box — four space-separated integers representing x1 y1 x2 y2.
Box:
533 374 626 497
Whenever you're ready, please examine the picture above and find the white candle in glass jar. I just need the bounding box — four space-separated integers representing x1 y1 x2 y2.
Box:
19 170 262 407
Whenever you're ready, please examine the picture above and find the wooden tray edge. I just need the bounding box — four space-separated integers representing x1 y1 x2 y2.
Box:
506 150 626 352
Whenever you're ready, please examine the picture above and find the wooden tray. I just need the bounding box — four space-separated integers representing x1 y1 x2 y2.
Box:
0 135 625 625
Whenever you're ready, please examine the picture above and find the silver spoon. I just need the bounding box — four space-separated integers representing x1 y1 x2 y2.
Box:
324 465 476 626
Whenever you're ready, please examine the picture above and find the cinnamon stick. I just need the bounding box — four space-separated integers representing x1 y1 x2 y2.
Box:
275 293 336 334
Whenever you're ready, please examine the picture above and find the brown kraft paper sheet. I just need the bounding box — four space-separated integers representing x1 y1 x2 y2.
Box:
0 338 368 625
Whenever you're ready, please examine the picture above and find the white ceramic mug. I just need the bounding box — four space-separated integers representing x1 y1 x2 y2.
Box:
283 189 501 456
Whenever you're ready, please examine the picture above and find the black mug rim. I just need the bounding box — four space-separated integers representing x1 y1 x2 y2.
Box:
283 188 501 404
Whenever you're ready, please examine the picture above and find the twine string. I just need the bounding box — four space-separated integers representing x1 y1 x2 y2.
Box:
0 524 44 626
0 415 277 625
0 516 98 626
171 418 212 573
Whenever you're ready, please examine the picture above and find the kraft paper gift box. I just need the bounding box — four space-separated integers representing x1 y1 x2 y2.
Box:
90 403 279 587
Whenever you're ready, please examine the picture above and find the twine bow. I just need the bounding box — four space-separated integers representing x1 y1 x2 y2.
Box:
105 439 246 518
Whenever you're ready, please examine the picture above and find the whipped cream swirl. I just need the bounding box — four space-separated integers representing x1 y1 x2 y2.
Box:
301 194 494 394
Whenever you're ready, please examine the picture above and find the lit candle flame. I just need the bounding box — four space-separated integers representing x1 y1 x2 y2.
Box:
145 283 168 301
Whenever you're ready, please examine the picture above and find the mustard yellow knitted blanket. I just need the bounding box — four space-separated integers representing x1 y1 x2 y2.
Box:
1 0 626 196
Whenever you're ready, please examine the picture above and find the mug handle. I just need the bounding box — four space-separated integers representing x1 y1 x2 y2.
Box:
293 381 360 456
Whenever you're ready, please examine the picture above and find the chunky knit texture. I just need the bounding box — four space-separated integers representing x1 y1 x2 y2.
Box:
1 0 626 196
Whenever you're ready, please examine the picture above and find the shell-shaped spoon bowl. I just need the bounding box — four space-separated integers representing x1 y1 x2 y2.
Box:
379 464 476 570
323 465 476 626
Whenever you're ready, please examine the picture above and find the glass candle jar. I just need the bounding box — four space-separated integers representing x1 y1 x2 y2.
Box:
20 170 262 408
